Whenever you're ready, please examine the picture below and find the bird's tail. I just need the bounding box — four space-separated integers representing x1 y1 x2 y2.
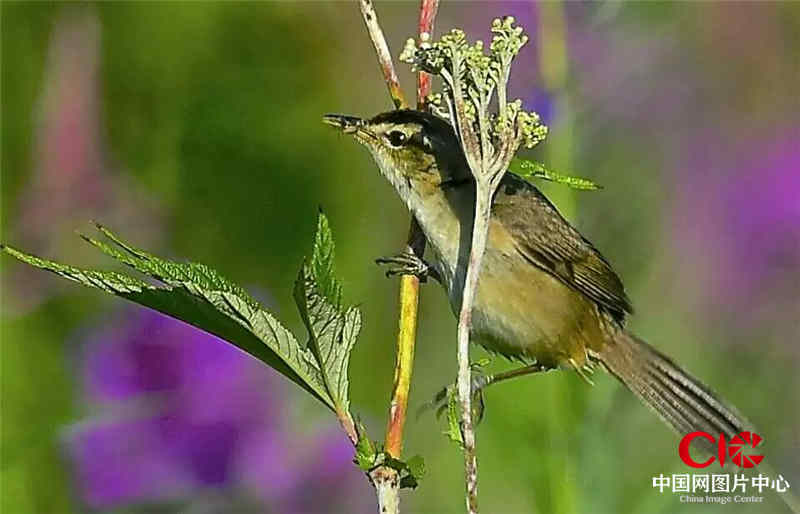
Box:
595 330 750 441
595 332 800 513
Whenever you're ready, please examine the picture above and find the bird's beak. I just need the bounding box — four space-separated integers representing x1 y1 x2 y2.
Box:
322 114 363 134
323 114 376 144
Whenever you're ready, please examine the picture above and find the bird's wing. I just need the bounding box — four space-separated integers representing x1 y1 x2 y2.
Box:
492 174 633 324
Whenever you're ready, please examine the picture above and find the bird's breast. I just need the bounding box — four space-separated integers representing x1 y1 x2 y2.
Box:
428 214 606 368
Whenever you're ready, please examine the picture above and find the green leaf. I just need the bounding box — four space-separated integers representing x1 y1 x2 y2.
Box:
444 389 464 447
293 212 361 419
354 421 378 472
1 225 335 410
383 454 425 490
352 418 425 487
3 213 364 446
406 455 426 481
509 158 603 191
309 212 343 308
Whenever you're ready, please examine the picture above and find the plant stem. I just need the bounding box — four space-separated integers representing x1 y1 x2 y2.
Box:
385 0 439 459
370 467 400 514
358 2 438 512
416 0 439 109
455 188 491 514
355 0 406 509
337 409 359 446
406 16 536 512
384 257 419 456
358 0 407 109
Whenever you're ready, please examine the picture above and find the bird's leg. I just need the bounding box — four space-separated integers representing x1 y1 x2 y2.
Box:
423 363 550 424
479 363 551 389
375 251 440 283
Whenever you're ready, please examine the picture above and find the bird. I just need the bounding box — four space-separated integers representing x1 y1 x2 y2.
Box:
323 108 749 444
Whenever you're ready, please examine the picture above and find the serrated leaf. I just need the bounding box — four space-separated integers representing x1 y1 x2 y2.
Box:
1 230 335 411
509 158 603 191
294 212 360 419
445 390 464 447
310 212 343 308
355 423 378 472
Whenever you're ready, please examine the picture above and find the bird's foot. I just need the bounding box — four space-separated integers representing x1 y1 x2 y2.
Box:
419 362 550 426
375 251 437 282
419 365 491 425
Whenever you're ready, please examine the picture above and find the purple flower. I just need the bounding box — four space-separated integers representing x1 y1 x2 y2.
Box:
68 308 371 512
720 136 800 287
669 131 800 331
68 417 190 507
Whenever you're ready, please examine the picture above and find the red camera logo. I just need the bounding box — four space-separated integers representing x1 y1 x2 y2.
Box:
679 431 764 469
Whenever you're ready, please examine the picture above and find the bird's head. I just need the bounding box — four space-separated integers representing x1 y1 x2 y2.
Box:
323 109 470 203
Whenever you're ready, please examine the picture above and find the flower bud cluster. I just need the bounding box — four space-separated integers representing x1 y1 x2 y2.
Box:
401 17 549 166
518 111 548 149
489 16 529 62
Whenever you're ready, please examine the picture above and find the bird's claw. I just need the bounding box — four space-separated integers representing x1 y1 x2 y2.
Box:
375 252 433 282
419 370 490 425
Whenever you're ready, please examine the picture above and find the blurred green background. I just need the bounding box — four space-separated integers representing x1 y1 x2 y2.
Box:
2 2 798 513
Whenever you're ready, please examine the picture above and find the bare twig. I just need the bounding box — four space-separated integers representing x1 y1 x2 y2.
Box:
369 467 400 514
383 257 420 457
358 0 407 109
456 202 484 514
416 0 439 109
454 169 514 514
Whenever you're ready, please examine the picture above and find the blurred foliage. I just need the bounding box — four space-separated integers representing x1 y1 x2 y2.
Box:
2 2 799 514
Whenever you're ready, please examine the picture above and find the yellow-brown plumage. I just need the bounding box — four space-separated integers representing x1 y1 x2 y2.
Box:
324 109 751 443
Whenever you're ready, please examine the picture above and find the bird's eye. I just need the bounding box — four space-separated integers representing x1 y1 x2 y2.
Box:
386 130 408 147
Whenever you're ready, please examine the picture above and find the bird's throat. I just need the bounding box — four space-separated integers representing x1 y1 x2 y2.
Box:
405 184 476 301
